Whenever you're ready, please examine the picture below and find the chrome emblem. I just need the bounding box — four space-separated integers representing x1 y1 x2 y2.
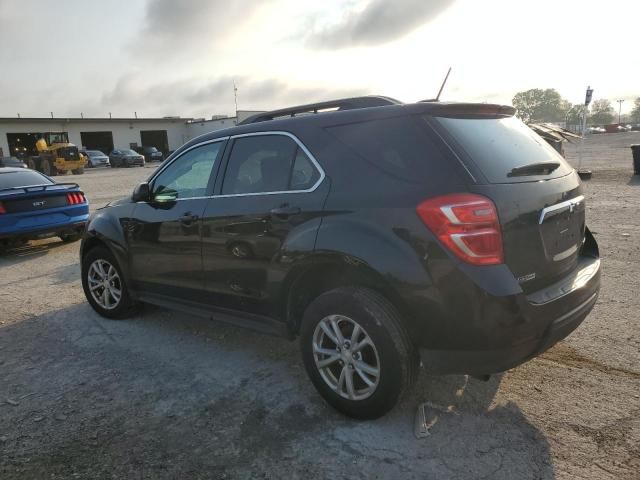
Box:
33 200 46 207
517 272 536 283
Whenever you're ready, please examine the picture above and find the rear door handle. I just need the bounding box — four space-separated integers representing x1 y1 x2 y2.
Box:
270 206 301 218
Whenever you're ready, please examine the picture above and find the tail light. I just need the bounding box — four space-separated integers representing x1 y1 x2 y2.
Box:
67 192 86 205
0 201 6 214
416 193 503 266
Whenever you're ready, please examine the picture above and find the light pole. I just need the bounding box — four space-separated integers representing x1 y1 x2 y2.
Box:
617 99 624 124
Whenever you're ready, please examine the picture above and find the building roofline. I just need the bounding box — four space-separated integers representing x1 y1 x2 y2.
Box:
0 117 193 123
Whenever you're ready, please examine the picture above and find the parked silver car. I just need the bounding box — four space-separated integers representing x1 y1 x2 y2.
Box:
82 150 110 168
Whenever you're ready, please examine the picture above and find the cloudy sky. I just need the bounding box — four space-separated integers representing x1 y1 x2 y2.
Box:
0 0 638 118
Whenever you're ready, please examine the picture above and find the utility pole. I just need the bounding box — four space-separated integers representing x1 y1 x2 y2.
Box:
617 99 624 124
233 79 238 119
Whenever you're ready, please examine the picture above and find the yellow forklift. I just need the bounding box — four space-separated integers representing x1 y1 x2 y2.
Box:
26 133 87 176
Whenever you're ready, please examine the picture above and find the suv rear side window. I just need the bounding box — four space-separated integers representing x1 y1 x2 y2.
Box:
435 116 573 183
222 135 320 195
326 115 455 184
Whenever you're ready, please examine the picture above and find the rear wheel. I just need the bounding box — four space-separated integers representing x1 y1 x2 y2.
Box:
300 287 417 419
82 246 139 319
71 167 84 175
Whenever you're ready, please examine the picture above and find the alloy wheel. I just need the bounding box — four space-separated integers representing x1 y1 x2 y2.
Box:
312 314 381 400
87 259 122 310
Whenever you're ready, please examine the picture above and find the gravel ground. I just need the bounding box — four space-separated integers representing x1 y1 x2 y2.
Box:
1 134 639 479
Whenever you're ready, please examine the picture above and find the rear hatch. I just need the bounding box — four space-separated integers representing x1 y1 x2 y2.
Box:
432 112 585 292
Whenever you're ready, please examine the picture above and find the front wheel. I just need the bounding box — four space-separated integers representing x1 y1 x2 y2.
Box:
71 167 84 175
300 287 417 419
81 246 139 319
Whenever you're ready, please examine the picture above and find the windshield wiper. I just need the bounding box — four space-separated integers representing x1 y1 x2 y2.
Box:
508 161 560 177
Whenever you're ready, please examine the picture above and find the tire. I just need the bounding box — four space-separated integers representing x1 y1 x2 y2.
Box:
300 287 417 419
41 159 55 176
81 245 139 319
110 160 116 168
26 157 37 170
71 167 84 175
59 233 82 243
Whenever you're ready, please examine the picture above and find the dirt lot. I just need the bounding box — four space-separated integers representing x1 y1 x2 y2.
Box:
1 133 639 479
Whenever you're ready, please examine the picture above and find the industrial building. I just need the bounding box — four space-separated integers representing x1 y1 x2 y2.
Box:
0 111 262 157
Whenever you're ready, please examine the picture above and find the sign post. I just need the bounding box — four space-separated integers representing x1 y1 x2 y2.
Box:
577 86 594 180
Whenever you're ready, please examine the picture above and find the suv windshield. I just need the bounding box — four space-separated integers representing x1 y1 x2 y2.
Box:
435 116 573 184
87 150 103 156
144 147 158 153
121 149 137 155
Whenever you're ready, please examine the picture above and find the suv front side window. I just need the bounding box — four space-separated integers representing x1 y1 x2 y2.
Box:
152 142 222 201
221 134 320 195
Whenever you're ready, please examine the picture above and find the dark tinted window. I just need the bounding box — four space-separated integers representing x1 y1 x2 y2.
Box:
435 116 573 183
222 135 319 194
326 115 453 184
290 148 320 190
0 170 52 189
152 142 222 200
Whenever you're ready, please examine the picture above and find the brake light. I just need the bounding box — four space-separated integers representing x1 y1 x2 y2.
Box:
67 192 86 205
0 202 5 214
416 193 503 265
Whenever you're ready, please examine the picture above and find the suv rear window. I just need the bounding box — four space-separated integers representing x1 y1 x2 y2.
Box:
435 116 573 183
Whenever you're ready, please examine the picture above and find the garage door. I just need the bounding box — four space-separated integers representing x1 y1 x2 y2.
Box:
140 130 169 155
80 131 114 155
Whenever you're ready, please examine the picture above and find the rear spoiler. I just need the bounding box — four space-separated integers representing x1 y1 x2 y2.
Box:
0 182 80 197
420 102 516 119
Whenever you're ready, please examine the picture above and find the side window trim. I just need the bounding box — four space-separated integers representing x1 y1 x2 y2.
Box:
147 137 229 200
214 131 325 198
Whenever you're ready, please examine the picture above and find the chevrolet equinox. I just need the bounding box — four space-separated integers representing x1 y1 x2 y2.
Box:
81 96 601 419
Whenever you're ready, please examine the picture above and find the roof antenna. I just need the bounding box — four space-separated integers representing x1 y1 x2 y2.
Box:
435 67 452 101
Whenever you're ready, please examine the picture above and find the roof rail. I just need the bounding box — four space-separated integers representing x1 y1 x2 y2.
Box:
239 96 402 125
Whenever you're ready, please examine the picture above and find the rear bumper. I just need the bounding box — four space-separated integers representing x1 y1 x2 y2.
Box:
54 159 87 170
0 220 87 242
420 282 598 375
0 205 90 242
417 234 601 375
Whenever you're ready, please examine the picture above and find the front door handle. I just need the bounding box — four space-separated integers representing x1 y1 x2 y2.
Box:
270 205 301 218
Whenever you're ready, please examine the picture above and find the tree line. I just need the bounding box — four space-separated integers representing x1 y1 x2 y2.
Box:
511 88 640 126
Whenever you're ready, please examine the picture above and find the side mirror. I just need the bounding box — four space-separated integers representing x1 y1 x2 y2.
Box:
132 182 150 202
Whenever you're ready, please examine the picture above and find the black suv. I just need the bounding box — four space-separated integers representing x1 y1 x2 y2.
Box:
134 146 165 162
80 97 600 419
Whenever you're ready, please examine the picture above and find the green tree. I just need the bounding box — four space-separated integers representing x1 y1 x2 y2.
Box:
589 99 614 125
512 88 570 123
630 97 640 123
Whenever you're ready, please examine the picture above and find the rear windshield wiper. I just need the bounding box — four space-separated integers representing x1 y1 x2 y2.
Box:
508 161 560 177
